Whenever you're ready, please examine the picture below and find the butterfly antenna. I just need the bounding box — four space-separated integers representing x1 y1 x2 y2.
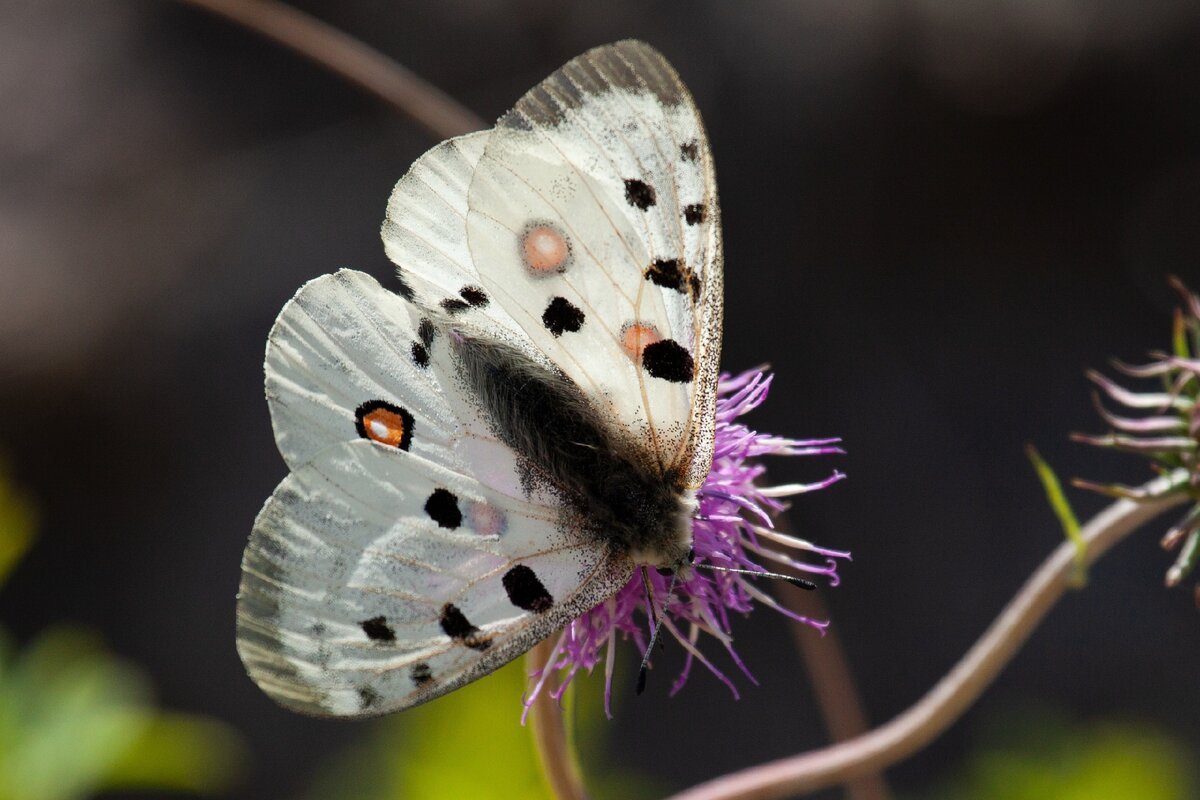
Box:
691 562 817 590
636 566 681 695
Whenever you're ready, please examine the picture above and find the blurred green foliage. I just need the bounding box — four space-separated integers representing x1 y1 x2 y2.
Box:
305 656 659 800
0 465 35 586
932 710 1197 800
305 659 550 800
0 462 246 800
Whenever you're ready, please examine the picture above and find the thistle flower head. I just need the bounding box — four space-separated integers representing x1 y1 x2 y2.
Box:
525 369 848 719
1073 277 1200 599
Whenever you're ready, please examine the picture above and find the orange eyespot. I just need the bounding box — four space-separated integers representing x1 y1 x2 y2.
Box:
621 322 661 360
521 224 570 273
363 408 408 447
355 401 414 450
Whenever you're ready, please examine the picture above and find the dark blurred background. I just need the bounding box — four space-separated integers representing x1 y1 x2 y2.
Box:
3 1 1200 798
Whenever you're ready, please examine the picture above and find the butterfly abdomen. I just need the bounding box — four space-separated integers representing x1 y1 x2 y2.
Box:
453 333 693 566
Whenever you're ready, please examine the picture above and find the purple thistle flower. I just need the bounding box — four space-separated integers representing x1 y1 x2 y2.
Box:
524 369 848 720
1073 277 1200 602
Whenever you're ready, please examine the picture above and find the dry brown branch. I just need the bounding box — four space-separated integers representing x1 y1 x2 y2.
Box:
176 0 485 139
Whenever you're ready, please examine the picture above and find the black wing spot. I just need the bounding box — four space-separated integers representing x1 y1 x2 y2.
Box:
410 341 430 368
624 178 656 210
358 686 381 709
680 140 700 162
459 286 489 307
440 297 470 314
542 296 585 337
417 318 437 347
424 489 462 529
410 663 433 687
642 339 695 383
502 565 554 613
360 616 396 642
644 258 697 295
440 603 490 651
684 203 707 226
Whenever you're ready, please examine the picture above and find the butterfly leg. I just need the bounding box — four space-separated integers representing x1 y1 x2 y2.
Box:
636 565 684 695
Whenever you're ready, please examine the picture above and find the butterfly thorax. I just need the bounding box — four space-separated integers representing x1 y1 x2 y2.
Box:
453 333 694 568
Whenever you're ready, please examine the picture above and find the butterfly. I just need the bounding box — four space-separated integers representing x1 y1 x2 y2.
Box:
236 40 723 717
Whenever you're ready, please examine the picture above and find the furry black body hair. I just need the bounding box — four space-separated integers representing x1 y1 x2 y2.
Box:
453 334 690 563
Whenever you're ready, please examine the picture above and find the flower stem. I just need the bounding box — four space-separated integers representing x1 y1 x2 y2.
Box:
667 471 1189 800
174 0 485 139
527 640 590 800
782 585 891 800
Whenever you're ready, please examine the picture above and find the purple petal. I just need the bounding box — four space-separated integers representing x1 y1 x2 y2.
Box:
1087 370 1191 410
1091 393 1186 433
522 368 848 713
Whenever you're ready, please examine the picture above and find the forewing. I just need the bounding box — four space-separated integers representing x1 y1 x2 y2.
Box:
237 439 633 717
265 269 457 471
265 269 533 497
381 41 723 487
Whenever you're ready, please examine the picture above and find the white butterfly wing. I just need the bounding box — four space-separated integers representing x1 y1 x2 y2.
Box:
381 132 501 310
244 41 723 716
265 269 539 499
265 269 459 472
382 41 723 488
246 271 633 715
238 439 631 717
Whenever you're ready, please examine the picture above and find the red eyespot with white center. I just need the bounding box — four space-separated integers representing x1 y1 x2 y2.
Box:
520 222 571 274
355 400 414 451
620 321 662 361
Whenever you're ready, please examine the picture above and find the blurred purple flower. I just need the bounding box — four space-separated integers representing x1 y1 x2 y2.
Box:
1073 277 1200 601
525 369 848 719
